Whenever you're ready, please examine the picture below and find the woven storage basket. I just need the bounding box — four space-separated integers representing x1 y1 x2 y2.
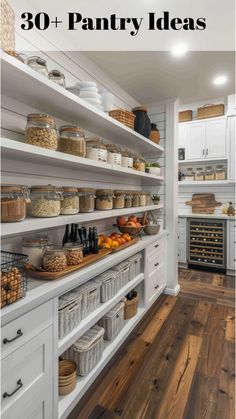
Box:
99 301 125 341
78 281 100 319
179 110 192 123
58 291 82 339
63 325 104 376
113 261 130 289
109 109 136 129
0 0 15 52
95 270 118 302
128 253 142 281
124 293 139 320
197 104 224 119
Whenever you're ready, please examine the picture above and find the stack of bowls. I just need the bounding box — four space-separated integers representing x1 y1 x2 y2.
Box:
58 360 77 395
79 81 103 111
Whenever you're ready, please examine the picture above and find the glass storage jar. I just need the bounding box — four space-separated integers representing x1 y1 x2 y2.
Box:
64 243 83 265
86 139 108 163
106 144 122 166
27 56 48 77
139 192 146 206
58 126 86 157
124 192 132 208
146 192 153 206
22 235 48 266
25 113 58 150
132 192 140 207
215 165 226 180
195 167 205 181
205 166 215 181
113 190 125 209
61 187 80 215
43 247 67 272
133 155 146 172
77 188 96 213
29 185 62 217
96 189 114 210
1 185 30 222
48 70 65 87
121 149 133 169
185 167 195 181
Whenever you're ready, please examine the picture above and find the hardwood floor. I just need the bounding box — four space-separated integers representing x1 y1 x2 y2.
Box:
68 269 235 419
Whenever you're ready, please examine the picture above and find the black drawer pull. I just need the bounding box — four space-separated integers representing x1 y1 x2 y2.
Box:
3 329 23 344
155 244 159 248
154 262 159 267
3 379 23 398
154 285 159 289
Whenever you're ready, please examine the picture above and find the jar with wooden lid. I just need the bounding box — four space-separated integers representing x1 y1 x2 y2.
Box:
60 187 80 215
43 246 67 272
113 190 125 209
149 123 160 144
139 192 147 206
133 155 146 172
86 139 108 163
58 126 86 157
64 243 83 265
48 70 65 87
195 167 205 181
96 189 114 210
22 235 48 266
146 192 153 206
132 192 140 207
121 149 133 169
27 56 48 77
25 113 58 150
77 188 96 213
215 165 226 180
185 168 195 181
124 192 132 208
205 166 215 181
106 144 122 166
29 185 62 217
1 185 30 222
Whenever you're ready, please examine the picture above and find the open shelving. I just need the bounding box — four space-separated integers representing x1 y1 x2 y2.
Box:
178 180 234 186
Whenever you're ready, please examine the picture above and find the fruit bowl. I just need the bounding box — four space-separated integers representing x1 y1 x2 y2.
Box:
115 224 146 237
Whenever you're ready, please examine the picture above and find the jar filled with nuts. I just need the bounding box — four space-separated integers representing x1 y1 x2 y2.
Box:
58 126 86 157
30 185 62 217
43 247 67 272
64 243 83 265
25 113 58 150
96 189 114 210
61 187 80 215
77 188 96 213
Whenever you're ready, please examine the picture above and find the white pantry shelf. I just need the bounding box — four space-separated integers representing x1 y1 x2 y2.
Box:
178 157 228 164
1 138 164 185
1 204 163 238
1 53 164 155
58 273 144 355
178 180 234 186
58 307 146 419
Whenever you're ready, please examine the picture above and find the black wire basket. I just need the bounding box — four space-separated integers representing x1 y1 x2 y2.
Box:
1 251 29 308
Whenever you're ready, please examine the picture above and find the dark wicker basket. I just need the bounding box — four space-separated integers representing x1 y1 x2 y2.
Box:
1 251 28 308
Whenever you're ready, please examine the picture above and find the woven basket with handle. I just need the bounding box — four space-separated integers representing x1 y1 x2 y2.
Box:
109 109 136 129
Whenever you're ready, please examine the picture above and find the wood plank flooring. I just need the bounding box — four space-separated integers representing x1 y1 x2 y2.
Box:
68 269 235 419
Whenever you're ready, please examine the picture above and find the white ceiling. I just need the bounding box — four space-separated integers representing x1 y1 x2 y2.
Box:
85 52 235 104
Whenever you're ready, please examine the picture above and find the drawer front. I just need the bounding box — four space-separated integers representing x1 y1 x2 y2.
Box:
1 327 53 416
147 248 165 277
2 388 52 419
1 301 53 359
148 266 166 303
146 236 166 258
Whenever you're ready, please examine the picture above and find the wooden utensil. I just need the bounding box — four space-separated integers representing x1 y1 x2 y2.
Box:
185 193 221 214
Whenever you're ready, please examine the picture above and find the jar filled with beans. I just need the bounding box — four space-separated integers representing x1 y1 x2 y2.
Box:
61 187 80 215
64 243 83 265
43 247 67 272
58 126 86 157
29 185 62 217
25 113 58 150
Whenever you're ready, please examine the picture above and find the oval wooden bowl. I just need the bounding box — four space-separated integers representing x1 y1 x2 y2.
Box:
115 224 146 236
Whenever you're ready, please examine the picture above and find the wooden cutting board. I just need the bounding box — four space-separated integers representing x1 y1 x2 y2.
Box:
185 193 221 214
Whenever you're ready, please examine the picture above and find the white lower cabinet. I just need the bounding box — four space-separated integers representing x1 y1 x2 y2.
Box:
178 218 187 264
146 236 167 304
227 221 236 271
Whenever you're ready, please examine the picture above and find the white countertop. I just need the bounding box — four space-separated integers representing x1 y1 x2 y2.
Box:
178 213 236 220
1 231 168 326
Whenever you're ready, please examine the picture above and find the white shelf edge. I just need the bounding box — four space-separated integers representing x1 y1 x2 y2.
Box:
58 307 146 419
178 180 234 186
58 273 144 355
178 157 228 164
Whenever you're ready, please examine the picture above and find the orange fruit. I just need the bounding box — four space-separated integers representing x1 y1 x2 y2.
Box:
104 237 112 246
101 243 110 249
112 240 119 248
116 238 123 245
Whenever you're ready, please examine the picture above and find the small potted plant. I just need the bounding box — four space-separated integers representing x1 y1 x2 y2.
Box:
145 162 161 176
152 195 160 205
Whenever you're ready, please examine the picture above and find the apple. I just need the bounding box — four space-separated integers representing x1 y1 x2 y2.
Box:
128 215 137 223
126 221 136 227
117 216 126 226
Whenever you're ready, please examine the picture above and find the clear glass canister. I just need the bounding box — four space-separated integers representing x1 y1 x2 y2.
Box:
58 126 86 157
1 185 30 222
25 113 58 150
124 192 132 208
43 247 67 272
27 56 48 77
132 192 140 207
64 243 83 265
29 185 62 217
86 139 108 163
48 69 65 87
146 192 152 205
96 189 114 210
113 190 125 209
22 235 48 266
215 165 226 180
121 149 133 169
185 167 195 181
133 155 146 172
61 187 80 215
106 144 122 166
139 192 147 206
195 167 205 181
77 188 96 213
205 166 215 181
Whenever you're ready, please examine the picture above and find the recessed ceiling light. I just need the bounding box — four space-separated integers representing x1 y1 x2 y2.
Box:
171 44 188 57
213 75 228 85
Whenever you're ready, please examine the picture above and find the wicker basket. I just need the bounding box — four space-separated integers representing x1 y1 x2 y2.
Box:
179 110 192 123
99 301 125 341
113 261 130 289
0 0 15 52
124 293 139 320
128 253 142 281
197 104 224 119
115 224 146 237
1 251 28 308
95 270 119 302
58 291 83 339
109 109 136 129
79 281 100 319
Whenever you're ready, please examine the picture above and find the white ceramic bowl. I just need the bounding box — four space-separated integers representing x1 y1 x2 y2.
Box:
149 167 161 176
80 81 97 88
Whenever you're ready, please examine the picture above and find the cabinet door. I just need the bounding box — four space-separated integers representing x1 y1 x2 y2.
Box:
205 118 226 158
229 116 236 180
186 122 205 160
178 124 187 148
228 222 236 270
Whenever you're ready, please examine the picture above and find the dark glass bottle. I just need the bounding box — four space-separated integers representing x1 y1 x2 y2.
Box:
62 224 71 246
82 227 89 255
73 224 80 244
132 106 151 138
88 227 94 253
70 224 76 243
93 227 99 254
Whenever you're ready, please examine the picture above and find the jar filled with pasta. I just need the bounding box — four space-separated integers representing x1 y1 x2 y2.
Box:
61 187 80 215
96 189 114 210
29 185 62 217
